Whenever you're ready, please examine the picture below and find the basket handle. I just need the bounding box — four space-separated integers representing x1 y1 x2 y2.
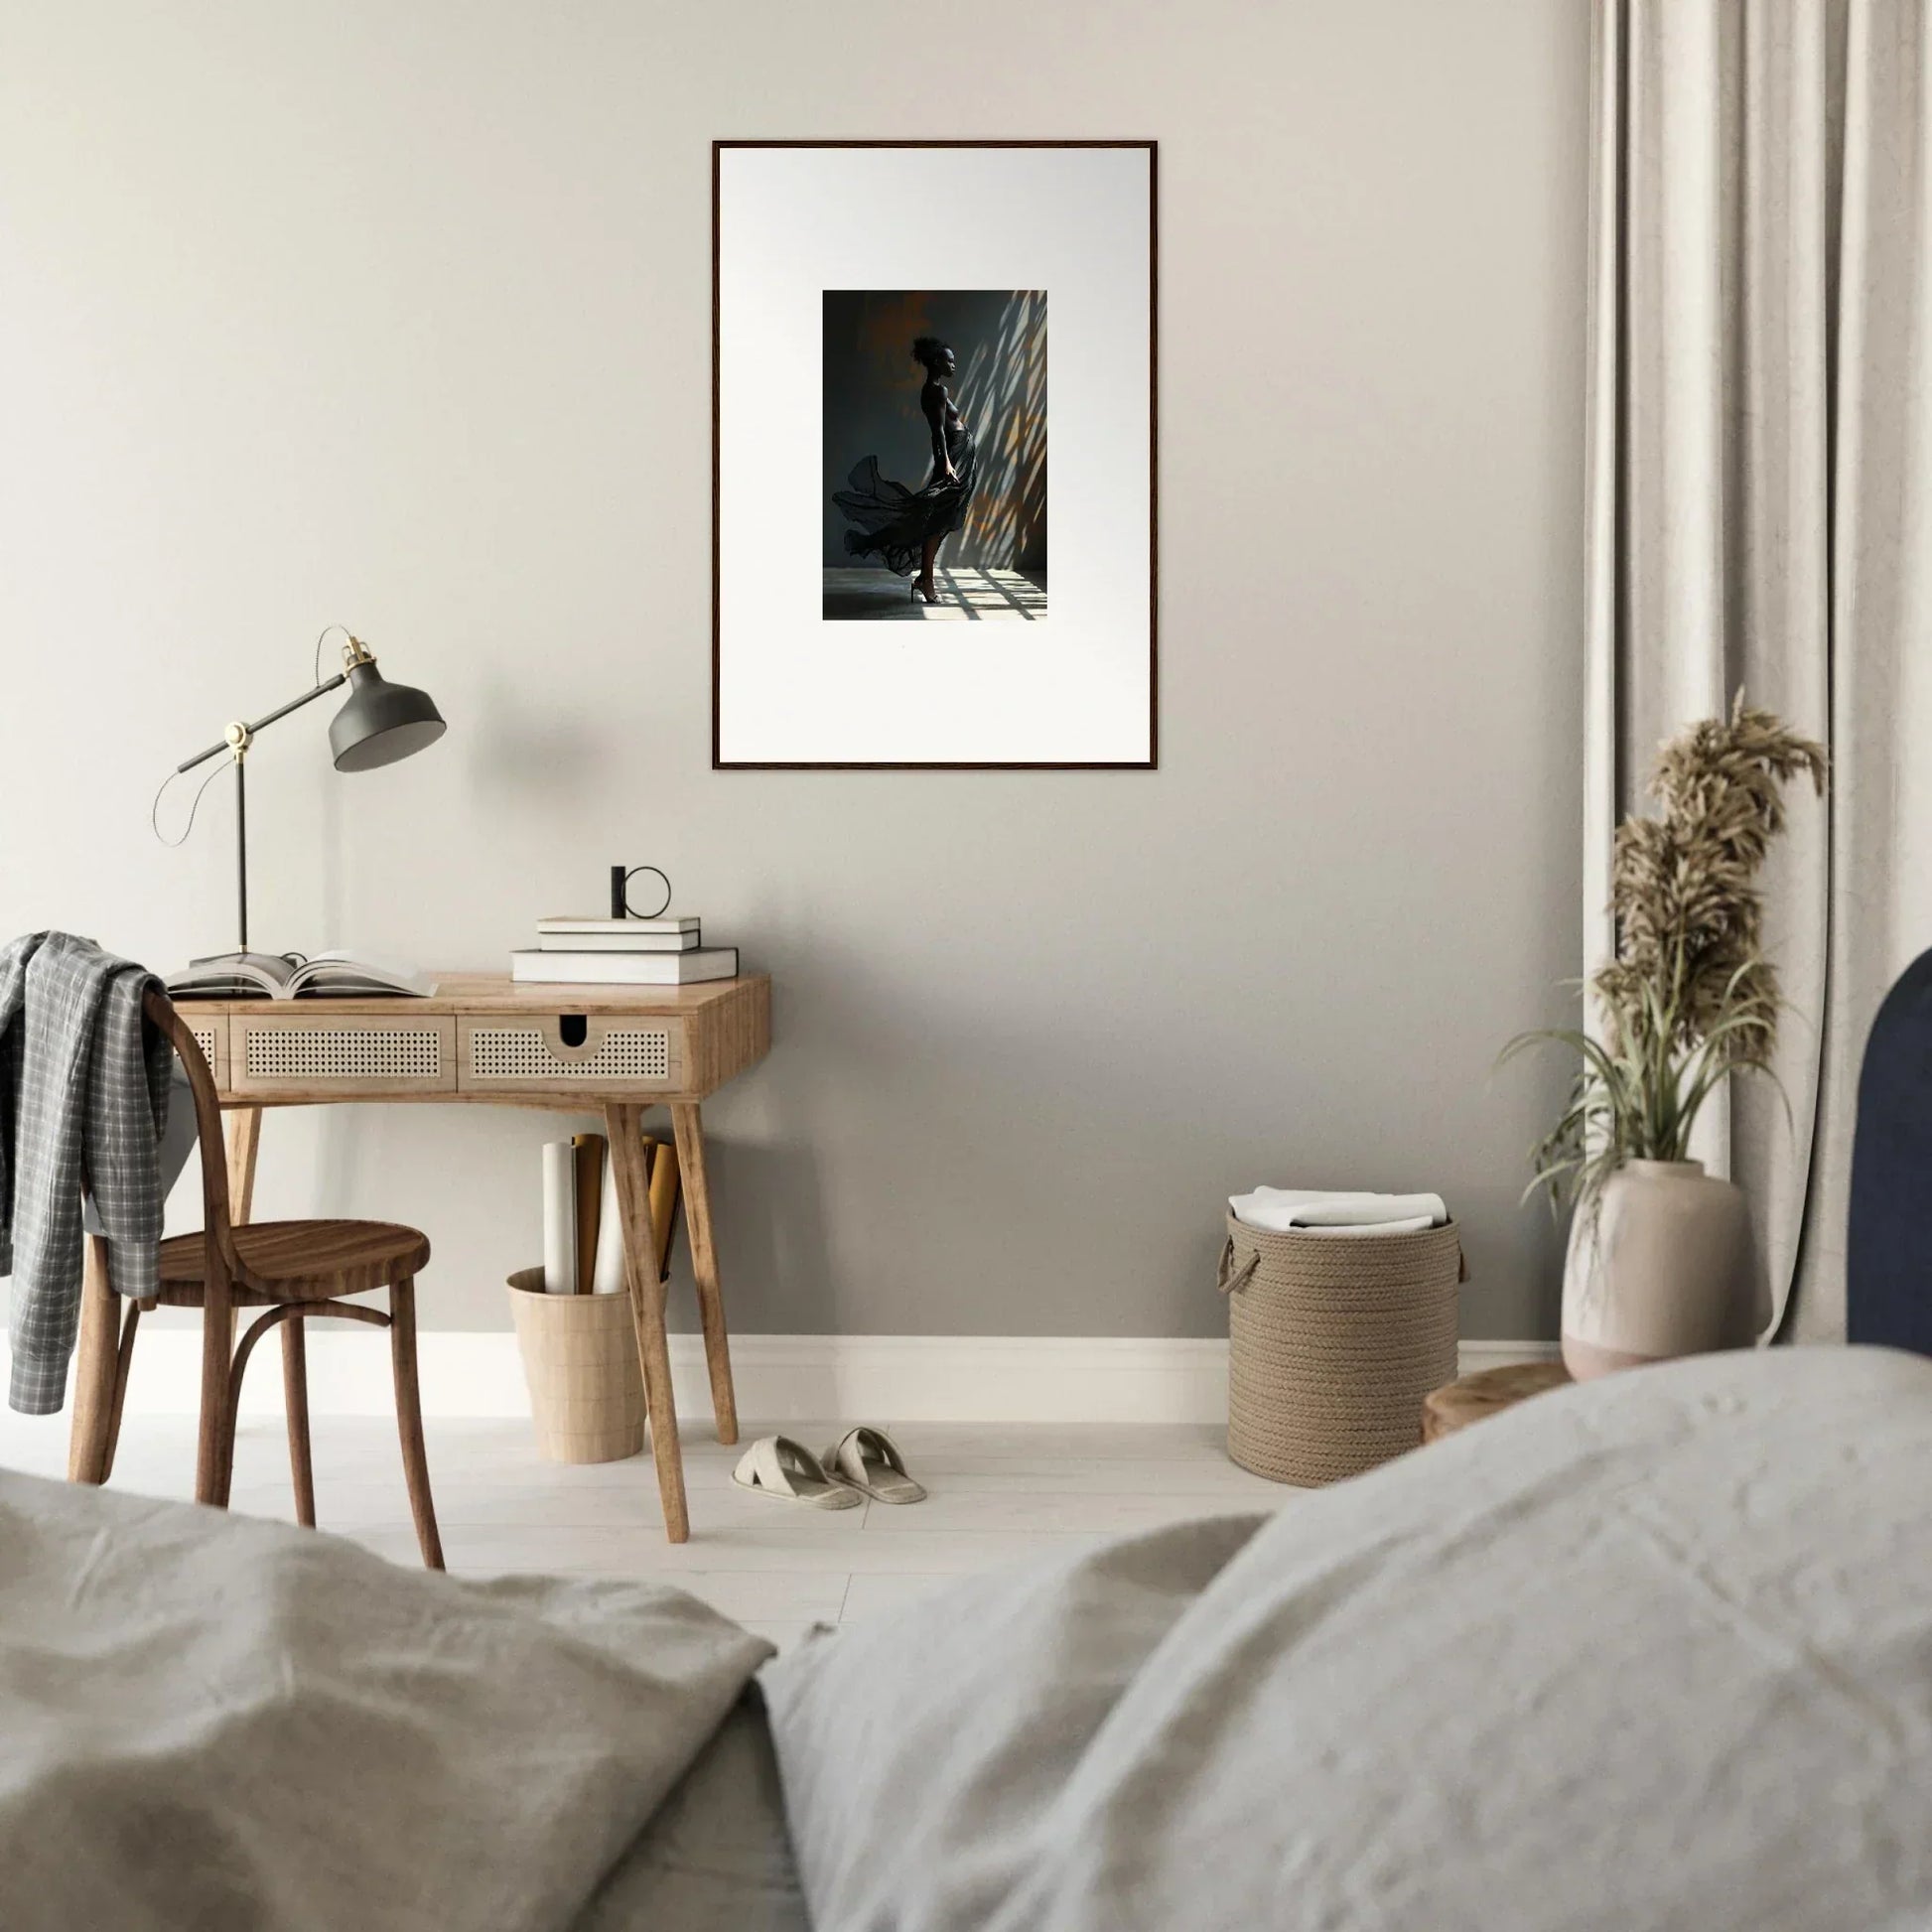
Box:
1216 1237 1260 1297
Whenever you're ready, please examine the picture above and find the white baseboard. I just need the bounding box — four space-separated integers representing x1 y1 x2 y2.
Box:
35 1331 1560 1427
1455 1338 1563 1376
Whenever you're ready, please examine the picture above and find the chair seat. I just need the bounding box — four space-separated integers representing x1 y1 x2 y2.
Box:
157 1219 431 1300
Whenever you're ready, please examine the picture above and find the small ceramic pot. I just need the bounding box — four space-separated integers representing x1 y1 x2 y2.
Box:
1561 1160 1758 1379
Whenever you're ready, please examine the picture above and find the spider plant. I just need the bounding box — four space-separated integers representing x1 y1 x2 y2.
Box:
1505 696 1827 1211
1502 950 1782 1208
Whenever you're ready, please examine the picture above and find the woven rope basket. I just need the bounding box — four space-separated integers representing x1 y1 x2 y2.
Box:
1219 1214 1464 1486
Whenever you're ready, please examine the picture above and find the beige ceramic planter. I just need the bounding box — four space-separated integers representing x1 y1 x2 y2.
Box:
1561 1160 1760 1379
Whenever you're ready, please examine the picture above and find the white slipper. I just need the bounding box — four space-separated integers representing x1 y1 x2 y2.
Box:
732 1436 862 1509
822 1426 926 1505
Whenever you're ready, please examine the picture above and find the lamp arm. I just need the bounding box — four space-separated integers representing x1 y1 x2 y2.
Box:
174 671 348 774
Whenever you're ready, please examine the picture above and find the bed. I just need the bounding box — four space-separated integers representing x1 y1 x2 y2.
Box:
5 1345 1931 1930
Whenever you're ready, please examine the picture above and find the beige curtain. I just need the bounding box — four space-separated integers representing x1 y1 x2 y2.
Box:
1586 0 1932 1340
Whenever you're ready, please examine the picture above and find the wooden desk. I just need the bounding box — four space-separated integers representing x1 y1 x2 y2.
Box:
71 973 771 1542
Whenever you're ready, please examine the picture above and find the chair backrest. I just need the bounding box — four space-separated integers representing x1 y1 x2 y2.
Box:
142 987 242 1286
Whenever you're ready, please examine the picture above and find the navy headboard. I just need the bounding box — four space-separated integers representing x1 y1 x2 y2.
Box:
1848 947 1932 1355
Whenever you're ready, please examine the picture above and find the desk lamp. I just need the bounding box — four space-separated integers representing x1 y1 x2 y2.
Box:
158 627 446 973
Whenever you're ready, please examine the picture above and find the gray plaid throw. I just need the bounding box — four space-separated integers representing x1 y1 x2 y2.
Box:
1 933 172 1414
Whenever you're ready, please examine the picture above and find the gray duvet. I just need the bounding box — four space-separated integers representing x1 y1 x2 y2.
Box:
7 1346 1932 1931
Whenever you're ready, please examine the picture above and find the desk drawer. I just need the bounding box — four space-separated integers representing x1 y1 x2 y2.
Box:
180 1016 228 1089
230 1015 457 1094
459 1016 685 1093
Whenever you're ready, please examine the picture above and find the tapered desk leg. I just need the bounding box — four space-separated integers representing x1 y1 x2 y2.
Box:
670 1102 738 1447
225 1106 261 1222
607 1103 689 1542
68 1235 118 1483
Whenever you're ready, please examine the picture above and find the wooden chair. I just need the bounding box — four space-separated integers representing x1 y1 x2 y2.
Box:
68 989 443 1568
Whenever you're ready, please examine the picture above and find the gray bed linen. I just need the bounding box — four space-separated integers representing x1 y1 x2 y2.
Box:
763 1346 1932 1932
0 1467 774 1932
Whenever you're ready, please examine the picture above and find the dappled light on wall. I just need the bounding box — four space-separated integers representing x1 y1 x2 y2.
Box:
958 290 1046 575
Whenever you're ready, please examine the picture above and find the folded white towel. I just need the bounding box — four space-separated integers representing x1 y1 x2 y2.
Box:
1228 1188 1449 1236
1283 1215 1436 1238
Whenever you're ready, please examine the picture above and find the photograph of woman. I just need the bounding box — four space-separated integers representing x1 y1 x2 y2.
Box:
836 335 976 605
822 291 1046 621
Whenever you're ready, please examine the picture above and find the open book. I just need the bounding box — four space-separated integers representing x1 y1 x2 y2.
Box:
165 951 438 1001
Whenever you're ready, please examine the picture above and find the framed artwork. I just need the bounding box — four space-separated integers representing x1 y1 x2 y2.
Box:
713 140 1157 768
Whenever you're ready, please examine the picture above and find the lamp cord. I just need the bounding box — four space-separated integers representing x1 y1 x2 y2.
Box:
149 759 229 848
312 621 350 687
152 623 353 849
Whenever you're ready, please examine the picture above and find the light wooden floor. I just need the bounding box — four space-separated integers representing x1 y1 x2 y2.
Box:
0 1411 1291 1649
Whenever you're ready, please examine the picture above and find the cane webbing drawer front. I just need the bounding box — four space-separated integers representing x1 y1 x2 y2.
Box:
230 1016 457 1093
184 1019 228 1089
459 1016 685 1093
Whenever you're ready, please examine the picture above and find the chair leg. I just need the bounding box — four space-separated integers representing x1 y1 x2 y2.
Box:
195 1285 235 1508
282 1317 316 1528
387 1276 443 1570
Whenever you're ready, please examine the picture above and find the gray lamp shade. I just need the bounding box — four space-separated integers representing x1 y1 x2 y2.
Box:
329 660 447 772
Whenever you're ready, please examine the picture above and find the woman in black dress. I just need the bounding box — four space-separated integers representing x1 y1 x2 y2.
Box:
833 335 978 606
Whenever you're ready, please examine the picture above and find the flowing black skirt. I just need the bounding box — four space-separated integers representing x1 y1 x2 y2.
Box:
833 424 978 577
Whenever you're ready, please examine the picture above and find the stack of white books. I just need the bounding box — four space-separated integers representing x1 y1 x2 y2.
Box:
510 916 740 985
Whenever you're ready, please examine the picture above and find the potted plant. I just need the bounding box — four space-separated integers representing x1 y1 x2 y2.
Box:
1506 698 1827 1378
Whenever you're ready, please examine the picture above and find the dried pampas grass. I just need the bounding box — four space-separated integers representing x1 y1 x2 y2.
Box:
1596 696 1827 1060
1504 695 1827 1208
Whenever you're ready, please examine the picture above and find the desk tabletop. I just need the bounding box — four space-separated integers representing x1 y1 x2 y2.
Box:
174 971 770 1019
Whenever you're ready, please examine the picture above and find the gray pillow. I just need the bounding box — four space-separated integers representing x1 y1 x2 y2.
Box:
0 1464 772 1932
759 1349 1932 1932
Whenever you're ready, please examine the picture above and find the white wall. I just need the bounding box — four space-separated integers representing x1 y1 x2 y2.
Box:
0 0 1588 1338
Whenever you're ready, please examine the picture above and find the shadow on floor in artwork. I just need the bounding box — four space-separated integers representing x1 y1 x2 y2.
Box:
822 567 1048 621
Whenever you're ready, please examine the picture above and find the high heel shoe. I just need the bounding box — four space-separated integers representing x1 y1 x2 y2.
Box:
912 577 939 606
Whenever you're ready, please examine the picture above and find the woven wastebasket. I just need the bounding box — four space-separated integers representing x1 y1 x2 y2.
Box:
506 1269 645 1463
1218 1216 1463 1485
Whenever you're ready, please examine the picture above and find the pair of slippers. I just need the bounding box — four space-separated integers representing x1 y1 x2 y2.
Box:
732 1426 925 1509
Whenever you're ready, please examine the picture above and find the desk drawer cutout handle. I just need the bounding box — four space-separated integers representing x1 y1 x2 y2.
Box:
244 1028 443 1079
470 1023 671 1080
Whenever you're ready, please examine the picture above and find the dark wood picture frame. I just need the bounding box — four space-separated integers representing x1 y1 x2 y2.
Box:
712 138 1158 770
